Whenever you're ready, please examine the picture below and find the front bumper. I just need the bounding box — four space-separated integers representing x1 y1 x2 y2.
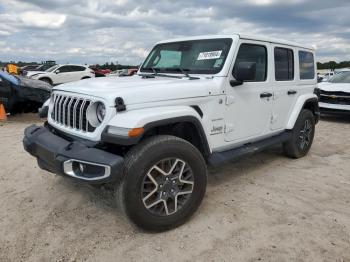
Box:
319 102 350 115
23 125 124 184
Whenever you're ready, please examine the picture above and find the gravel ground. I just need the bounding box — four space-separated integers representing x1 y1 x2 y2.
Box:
0 113 350 262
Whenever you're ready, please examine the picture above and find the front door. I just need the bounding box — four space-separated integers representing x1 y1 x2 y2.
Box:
224 41 273 142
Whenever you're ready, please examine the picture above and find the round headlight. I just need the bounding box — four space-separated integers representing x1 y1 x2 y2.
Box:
87 102 106 128
96 102 106 123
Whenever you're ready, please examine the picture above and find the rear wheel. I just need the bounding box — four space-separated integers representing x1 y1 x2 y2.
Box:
116 135 207 232
283 109 315 158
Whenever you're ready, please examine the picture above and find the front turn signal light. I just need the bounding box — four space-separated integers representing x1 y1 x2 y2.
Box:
128 127 144 137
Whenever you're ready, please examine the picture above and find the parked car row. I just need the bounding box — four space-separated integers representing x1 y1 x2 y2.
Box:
0 61 142 114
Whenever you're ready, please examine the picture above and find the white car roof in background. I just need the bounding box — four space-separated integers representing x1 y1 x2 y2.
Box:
157 33 314 51
57 64 88 68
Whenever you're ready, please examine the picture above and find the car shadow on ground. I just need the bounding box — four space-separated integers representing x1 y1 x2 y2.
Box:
55 145 286 216
320 114 350 123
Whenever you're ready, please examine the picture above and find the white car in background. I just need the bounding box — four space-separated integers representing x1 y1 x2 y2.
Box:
28 64 95 85
317 71 350 114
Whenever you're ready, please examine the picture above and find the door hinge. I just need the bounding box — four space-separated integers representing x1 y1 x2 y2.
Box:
225 95 235 105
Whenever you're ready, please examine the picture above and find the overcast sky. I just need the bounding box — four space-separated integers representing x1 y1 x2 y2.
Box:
0 0 349 65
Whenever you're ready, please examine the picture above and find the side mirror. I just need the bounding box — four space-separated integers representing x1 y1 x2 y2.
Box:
55 70 60 74
230 62 256 87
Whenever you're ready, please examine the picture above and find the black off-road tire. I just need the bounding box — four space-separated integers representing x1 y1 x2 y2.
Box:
115 135 207 232
283 109 315 158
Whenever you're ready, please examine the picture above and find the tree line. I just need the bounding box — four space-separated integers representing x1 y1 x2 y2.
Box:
317 61 350 70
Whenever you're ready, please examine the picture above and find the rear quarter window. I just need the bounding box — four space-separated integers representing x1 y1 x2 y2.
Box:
299 51 315 80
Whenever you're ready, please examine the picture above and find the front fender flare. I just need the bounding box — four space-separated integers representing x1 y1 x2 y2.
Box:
101 106 211 156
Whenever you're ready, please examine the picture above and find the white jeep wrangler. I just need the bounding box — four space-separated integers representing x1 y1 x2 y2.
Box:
23 34 319 231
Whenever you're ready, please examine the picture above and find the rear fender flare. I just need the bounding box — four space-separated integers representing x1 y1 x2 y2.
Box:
286 94 319 130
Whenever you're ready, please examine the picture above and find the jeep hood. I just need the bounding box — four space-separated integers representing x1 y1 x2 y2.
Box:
318 82 350 93
53 75 218 106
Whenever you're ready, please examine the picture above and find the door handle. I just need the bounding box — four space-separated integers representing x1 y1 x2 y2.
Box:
288 90 297 95
260 92 273 98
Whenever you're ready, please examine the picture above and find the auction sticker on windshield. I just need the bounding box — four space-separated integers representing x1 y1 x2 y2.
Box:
197 50 222 60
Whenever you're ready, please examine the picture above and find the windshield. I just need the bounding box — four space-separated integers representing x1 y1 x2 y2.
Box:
45 65 59 72
140 38 233 74
329 71 350 83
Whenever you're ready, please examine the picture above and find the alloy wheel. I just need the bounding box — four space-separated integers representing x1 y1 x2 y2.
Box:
141 158 194 216
298 119 312 150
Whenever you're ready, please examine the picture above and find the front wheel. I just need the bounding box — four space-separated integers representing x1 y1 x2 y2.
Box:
283 109 315 158
116 135 207 232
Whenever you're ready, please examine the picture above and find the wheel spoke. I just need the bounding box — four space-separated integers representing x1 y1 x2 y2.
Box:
177 190 193 196
142 172 158 203
179 162 194 186
145 198 163 209
169 159 181 175
163 200 170 215
153 165 168 177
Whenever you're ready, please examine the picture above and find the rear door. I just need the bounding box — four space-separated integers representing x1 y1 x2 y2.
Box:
224 40 273 142
70 66 87 81
270 46 298 130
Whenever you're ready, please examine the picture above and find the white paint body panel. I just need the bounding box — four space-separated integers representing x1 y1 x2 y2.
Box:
47 34 317 152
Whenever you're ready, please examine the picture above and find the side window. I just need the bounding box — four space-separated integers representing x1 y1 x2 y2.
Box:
57 66 71 73
233 44 267 82
299 51 315 80
70 66 86 72
274 47 294 81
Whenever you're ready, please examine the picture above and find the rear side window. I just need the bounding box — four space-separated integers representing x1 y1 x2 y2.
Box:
274 47 294 81
58 66 71 73
233 44 267 82
299 51 315 79
70 66 86 72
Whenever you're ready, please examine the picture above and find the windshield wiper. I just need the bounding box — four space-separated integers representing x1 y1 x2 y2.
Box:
170 68 200 80
140 67 182 79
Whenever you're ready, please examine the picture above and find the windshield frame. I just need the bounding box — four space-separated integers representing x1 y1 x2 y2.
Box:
140 38 233 75
45 65 60 72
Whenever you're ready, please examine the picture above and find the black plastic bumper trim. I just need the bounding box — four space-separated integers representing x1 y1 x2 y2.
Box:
23 125 124 184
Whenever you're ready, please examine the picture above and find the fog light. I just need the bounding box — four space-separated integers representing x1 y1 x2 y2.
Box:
63 160 111 181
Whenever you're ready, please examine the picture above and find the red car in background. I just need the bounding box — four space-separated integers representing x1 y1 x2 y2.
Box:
89 66 111 77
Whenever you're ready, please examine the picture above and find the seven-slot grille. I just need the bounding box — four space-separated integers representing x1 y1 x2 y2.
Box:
51 93 94 132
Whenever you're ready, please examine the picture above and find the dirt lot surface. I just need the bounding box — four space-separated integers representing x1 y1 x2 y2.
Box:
1 113 350 262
